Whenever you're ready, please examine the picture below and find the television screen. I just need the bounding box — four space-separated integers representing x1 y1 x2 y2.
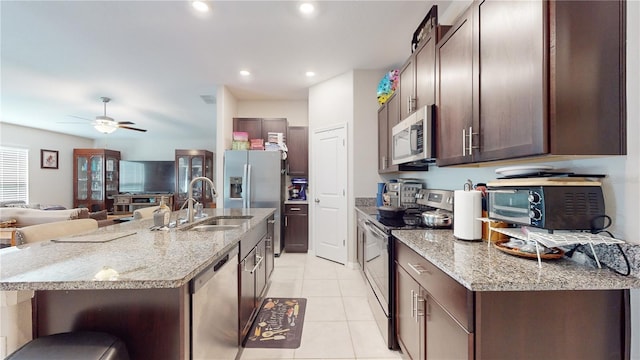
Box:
120 161 175 194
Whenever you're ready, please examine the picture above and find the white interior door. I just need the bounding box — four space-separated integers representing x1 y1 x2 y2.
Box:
311 124 347 264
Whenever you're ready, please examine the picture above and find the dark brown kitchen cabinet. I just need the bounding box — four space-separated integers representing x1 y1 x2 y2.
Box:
395 239 630 359
436 0 626 166
284 204 308 253
400 25 451 122
73 148 120 212
286 126 308 176
435 5 475 165
378 93 400 173
174 149 215 210
395 239 473 360
233 118 288 145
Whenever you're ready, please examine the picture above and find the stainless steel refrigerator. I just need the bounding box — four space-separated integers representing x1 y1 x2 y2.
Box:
223 150 284 255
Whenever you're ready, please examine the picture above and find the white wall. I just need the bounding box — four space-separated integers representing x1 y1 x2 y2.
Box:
0 123 93 208
236 100 308 126
353 70 386 199
93 138 215 161
215 85 238 205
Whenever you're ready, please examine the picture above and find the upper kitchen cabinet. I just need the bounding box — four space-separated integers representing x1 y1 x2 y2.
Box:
174 149 215 210
233 118 288 145
378 93 400 173
286 126 308 176
436 6 474 166
399 25 450 121
73 148 120 212
436 0 626 166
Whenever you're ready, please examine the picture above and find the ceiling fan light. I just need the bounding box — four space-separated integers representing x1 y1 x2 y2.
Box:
94 120 117 134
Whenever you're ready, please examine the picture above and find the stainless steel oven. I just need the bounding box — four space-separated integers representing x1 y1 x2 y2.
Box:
362 218 396 349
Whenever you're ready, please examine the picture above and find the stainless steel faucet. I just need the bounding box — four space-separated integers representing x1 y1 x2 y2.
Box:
188 176 217 223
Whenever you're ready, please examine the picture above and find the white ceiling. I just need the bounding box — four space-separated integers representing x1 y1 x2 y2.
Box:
1 0 448 140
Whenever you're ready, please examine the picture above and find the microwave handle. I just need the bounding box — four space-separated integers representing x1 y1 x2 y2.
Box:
486 189 518 193
410 124 420 154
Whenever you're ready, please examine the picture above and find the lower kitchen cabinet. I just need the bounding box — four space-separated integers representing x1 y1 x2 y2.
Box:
396 241 472 360
284 204 308 253
395 239 630 359
238 216 274 343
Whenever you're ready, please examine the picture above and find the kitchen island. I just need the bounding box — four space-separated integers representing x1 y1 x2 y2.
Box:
0 207 276 359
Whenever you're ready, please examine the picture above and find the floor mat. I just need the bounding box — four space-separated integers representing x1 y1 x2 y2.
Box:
244 297 307 349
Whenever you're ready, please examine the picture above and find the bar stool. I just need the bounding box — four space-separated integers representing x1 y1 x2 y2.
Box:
6 331 129 360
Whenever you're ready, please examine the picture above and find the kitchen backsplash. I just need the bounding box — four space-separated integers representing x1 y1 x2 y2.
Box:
355 197 376 207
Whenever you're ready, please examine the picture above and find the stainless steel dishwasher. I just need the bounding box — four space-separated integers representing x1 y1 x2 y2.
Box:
191 244 239 360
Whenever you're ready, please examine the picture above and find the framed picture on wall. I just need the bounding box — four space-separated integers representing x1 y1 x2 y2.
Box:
41 149 59 169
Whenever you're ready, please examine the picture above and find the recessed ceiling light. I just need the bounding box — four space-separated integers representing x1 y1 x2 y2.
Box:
299 2 315 15
305 71 316 77
240 70 251 76
192 1 209 12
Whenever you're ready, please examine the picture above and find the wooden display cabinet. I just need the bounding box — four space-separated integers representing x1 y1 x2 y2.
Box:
73 149 121 212
174 150 215 210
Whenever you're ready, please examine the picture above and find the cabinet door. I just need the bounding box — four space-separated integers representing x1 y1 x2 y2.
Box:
284 206 308 253
75 155 89 207
425 295 471 360
239 248 257 340
233 118 262 141
287 126 308 176
475 0 545 162
396 265 424 360
399 57 415 120
261 118 288 143
377 103 389 173
414 33 437 109
255 238 267 301
436 7 474 166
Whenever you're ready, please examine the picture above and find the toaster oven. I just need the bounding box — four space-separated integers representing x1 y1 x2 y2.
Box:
486 181 606 231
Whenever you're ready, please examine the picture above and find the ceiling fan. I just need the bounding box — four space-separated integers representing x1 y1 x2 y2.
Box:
69 97 147 134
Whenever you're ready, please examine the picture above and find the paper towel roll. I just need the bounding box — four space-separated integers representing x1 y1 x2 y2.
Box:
453 190 483 241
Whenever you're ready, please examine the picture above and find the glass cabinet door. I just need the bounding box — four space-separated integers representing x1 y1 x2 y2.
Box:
177 156 189 199
105 156 118 194
77 156 89 200
90 156 103 201
191 157 203 201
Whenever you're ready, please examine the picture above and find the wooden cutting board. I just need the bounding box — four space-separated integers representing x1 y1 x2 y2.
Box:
487 177 602 187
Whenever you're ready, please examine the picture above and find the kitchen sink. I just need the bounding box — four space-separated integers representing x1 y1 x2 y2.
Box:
179 215 253 231
190 224 241 232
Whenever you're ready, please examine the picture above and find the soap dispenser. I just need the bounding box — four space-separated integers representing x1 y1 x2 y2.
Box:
153 196 171 227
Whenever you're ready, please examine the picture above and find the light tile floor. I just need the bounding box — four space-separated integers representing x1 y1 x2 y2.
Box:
240 252 403 360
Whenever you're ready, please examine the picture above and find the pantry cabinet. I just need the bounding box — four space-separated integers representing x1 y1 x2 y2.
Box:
436 0 626 166
286 126 308 176
378 93 401 173
73 149 120 212
174 149 215 210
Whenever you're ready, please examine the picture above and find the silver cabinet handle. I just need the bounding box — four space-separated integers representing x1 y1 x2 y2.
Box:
407 262 429 275
250 255 264 275
285 216 288 227
411 289 416 321
290 207 301 211
462 128 467 156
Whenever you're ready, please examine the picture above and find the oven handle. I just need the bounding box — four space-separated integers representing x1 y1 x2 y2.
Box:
486 189 518 193
364 220 388 239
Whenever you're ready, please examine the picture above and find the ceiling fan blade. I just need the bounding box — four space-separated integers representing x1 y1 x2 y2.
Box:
118 125 147 132
117 121 135 125
68 115 92 122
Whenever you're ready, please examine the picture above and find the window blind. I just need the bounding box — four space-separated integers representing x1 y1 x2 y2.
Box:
0 146 29 202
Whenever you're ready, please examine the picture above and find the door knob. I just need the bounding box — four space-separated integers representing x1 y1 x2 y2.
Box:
314 198 320 203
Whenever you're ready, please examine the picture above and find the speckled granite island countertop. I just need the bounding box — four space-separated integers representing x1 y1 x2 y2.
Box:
392 229 640 291
0 207 275 291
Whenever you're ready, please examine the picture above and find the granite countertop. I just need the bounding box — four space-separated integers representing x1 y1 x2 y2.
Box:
355 206 640 292
0 208 275 291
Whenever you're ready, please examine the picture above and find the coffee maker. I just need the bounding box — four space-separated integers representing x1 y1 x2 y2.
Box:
289 178 308 200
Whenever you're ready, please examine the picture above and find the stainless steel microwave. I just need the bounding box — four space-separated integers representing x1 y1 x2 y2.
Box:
487 184 606 231
391 105 435 165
